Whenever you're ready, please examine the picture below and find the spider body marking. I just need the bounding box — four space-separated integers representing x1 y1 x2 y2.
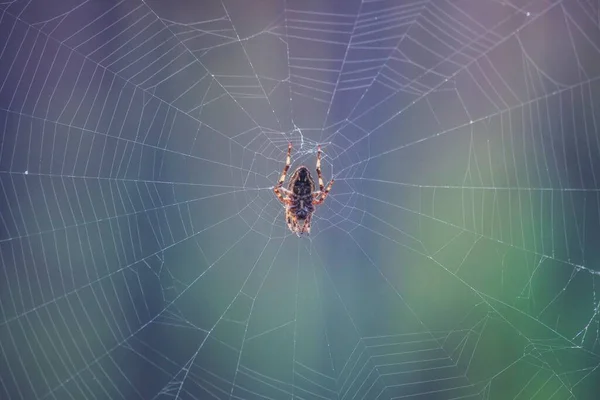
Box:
273 143 334 236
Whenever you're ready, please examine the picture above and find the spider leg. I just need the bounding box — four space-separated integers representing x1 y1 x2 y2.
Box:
312 179 334 205
273 142 292 204
274 188 287 204
302 213 312 235
316 145 325 192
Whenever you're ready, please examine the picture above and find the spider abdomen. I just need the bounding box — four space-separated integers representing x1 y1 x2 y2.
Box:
289 194 314 220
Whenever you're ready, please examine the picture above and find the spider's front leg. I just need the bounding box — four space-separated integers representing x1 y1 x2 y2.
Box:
273 142 292 204
312 181 334 205
316 145 325 192
314 145 334 205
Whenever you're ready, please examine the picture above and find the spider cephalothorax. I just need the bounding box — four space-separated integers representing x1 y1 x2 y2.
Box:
273 143 334 236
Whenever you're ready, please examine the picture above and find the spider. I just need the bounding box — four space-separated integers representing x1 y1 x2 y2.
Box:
273 143 334 236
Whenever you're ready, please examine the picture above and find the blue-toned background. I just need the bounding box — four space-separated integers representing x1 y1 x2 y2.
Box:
1 0 600 399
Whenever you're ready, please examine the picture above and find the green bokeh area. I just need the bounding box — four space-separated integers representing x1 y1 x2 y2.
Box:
1 0 600 399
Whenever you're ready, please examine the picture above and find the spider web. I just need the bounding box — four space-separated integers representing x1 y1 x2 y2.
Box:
1 0 600 399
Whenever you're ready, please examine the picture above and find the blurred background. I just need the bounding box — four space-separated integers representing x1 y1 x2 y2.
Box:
1 0 600 398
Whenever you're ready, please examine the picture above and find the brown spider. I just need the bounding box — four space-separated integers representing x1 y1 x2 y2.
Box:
273 143 334 236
